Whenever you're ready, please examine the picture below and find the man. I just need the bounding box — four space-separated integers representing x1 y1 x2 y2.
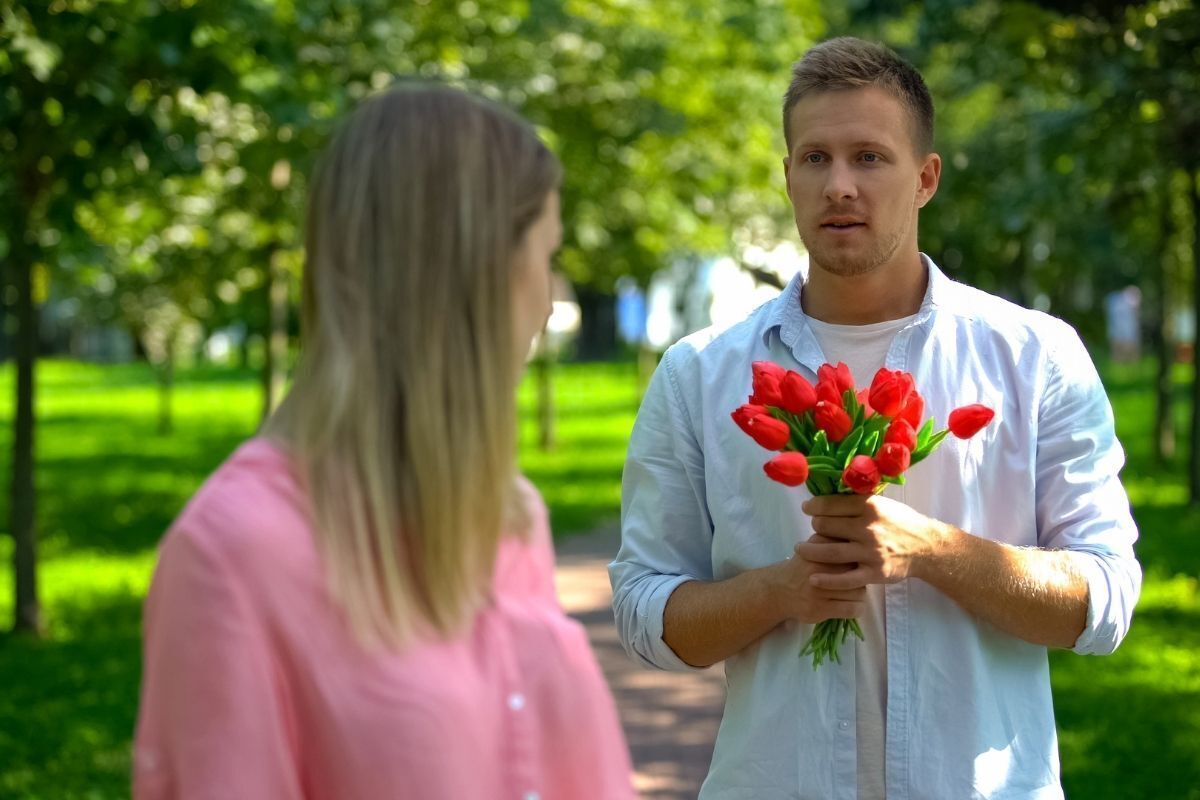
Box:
610 37 1140 800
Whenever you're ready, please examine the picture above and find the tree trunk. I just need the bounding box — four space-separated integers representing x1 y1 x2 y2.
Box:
1154 195 1176 464
1189 170 1200 507
10 237 41 635
157 334 175 435
261 248 289 422
535 353 555 451
574 288 617 361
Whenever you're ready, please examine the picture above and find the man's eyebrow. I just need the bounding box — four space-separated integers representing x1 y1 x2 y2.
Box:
795 139 896 151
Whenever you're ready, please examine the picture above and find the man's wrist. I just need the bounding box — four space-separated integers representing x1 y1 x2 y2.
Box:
912 518 961 583
754 560 794 627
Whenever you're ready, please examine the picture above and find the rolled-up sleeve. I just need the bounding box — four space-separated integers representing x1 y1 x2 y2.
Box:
609 348 715 671
1034 326 1142 656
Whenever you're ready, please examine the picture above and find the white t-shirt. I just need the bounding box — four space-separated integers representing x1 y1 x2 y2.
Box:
806 312 917 800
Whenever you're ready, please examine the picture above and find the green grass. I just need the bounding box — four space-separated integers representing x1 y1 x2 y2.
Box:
0 357 639 798
1049 358 1200 800
0 356 1198 797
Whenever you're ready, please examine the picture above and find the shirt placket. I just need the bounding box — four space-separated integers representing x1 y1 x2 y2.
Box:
833 647 859 800
880 324 923 800
496 605 542 800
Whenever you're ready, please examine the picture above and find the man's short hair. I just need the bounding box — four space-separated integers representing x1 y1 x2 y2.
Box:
783 37 935 155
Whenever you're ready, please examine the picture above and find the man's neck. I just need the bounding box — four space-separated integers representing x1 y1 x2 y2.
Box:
800 251 928 325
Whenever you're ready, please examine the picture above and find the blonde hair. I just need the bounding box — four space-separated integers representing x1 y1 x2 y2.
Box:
783 37 935 154
266 84 561 648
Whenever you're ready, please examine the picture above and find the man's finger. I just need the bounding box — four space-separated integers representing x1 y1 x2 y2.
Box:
820 599 866 620
794 542 859 565
809 515 872 544
809 567 872 591
802 494 869 517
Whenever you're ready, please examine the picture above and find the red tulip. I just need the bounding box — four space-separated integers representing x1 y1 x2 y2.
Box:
897 393 924 429
813 400 853 443
752 361 787 382
816 379 843 408
884 418 917 450
731 404 791 450
819 362 855 393
843 455 881 494
763 452 810 486
874 443 911 477
750 363 785 406
731 403 768 434
856 388 876 418
868 368 914 417
780 371 818 415
948 404 995 439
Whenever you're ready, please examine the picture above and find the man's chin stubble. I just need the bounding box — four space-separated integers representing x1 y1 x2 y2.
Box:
801 228 905 279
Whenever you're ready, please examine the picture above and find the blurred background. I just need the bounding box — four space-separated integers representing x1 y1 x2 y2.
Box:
1 0 1198 797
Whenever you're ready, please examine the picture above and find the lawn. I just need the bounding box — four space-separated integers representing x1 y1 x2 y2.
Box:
0 356 1197 798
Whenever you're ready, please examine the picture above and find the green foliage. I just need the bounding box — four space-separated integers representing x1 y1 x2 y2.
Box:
0 358 1197 795
3 0 827 344
827 0 1198 341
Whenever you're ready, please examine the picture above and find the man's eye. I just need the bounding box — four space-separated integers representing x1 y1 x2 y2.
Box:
862 153 880 163
806 153 823 164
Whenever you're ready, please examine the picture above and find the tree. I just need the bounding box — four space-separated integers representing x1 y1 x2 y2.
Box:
827 0 1200 499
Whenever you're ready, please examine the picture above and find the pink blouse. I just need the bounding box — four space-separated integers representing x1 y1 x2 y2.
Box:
133 438 635 799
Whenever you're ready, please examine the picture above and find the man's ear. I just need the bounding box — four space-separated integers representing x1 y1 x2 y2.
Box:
783 156 792 196
916 152 942 209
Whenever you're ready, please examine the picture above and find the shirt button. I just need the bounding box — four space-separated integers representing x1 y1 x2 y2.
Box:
523 792 540 800
838 721 850 731
508 692 526 711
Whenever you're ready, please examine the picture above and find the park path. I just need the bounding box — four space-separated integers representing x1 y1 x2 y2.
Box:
553 524 725 799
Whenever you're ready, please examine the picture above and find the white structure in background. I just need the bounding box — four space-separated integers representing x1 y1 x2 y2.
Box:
1103 286 1142 362
621 242 807 350
531 273 581 358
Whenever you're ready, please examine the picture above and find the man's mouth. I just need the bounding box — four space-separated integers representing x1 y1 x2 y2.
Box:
820 217 865 230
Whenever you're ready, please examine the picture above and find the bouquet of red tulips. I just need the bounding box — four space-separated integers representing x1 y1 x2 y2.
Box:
731 360 995 667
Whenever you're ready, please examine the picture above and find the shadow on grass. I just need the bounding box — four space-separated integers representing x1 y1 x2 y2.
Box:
1049 498 1200 798
1052 621 1200 798
1132 504 1200 579
0 591 143 799
0 410 252 555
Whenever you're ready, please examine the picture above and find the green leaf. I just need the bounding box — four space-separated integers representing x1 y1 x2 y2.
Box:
917 418 935 449
812 430 829 457
845 389 861 419
834 427 864 463
797 427 813 451
858 431 881 461
809 466 844 478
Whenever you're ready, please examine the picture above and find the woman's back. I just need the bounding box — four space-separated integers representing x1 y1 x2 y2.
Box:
134 438 634 799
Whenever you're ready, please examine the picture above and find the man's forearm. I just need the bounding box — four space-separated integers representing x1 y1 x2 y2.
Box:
915 523 1089 648
662 566 787 668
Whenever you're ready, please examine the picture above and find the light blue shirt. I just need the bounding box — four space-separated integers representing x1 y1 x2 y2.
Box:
610 257 1141 800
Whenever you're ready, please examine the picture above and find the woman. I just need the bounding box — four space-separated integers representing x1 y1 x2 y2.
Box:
133 85 635 799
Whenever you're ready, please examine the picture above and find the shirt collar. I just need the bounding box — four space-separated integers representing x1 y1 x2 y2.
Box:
759 253 957 372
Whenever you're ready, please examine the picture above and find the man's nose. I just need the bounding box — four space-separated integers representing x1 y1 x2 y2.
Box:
823 161 858 203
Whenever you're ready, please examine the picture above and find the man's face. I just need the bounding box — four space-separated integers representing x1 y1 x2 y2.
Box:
783 85 940 279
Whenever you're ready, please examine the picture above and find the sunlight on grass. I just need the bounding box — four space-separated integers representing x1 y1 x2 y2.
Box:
1 356 1198 797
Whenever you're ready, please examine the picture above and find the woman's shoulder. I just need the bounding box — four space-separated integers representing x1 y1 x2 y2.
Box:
491 474 559 600
162 437 314 580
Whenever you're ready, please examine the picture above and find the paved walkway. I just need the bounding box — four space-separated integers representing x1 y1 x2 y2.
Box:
554 524 725 799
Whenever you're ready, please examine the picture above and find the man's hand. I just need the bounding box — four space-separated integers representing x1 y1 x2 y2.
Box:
661 531 869 667
794 494 950 588
794 494 1092 648
766 533 868 623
